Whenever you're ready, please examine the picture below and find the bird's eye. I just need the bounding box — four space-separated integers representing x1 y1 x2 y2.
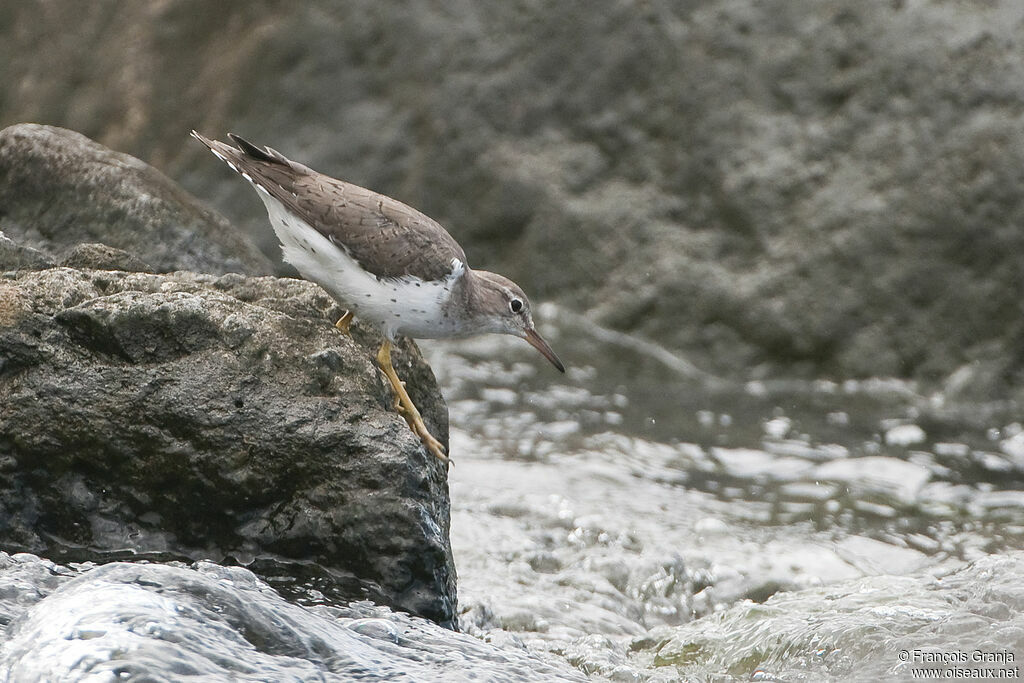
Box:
509 298 523 313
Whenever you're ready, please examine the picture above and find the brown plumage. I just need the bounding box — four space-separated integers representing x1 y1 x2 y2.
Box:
192 131 466 282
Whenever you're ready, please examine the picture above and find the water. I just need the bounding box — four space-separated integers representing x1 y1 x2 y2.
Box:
2 304 1022 680
644 554 1024 681
0 557 584 682
424 303 1024 680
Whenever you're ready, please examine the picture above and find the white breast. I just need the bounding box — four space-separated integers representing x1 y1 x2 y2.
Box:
256 191 463 340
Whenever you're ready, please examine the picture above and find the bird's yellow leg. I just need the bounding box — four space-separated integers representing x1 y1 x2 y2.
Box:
334 310 354 336
376 340 449 463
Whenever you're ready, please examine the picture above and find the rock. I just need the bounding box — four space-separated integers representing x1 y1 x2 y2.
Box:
0 265 456 625
57 242 154 273
0 232 52 272
0 124 273 276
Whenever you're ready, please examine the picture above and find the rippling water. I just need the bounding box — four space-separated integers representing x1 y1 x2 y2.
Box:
2 305 1022 681
424 304 1024 681
0 558 584 681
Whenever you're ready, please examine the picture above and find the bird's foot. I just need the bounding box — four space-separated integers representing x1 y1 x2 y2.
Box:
334 310 354 336
376 340 450 464
397 400 450 464
418 427 449 463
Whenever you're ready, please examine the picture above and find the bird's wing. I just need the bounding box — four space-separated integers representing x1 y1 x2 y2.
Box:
192 131 468 281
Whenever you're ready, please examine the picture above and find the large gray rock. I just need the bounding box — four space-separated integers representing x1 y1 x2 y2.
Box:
0 124 273 276
0 262 456 625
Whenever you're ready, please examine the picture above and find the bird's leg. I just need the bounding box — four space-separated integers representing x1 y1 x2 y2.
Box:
376 340 449 463
334 310 354 336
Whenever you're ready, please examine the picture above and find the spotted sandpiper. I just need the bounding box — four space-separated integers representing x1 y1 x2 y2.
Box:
192 131 564 463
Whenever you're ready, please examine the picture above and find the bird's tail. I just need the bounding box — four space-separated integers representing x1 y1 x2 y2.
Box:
190 130 291 167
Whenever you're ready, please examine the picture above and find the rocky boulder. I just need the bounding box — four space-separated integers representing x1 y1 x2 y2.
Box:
0 123 273 276
0 126 456 625
0 257 456 624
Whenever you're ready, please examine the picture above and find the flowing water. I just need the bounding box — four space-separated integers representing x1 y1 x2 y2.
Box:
2 304 1022 681
425 304 1024 681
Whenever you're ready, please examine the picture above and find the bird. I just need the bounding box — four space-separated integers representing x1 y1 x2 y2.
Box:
191 131 564 464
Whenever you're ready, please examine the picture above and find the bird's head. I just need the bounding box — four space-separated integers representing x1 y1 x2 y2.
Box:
471 271 565 373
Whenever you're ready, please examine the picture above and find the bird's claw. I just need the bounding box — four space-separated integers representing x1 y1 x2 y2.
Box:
334 311 354 336
421 432 449 463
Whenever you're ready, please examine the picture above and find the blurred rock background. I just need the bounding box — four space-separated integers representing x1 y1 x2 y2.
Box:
3 0 1023 393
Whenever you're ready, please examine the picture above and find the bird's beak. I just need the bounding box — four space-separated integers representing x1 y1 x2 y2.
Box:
524 326 565 373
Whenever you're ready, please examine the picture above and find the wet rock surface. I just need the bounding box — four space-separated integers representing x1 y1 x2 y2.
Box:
0 262 455 625
0 123 273 276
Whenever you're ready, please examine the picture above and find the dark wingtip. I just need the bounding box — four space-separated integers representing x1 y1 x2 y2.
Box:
227 133 276 162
